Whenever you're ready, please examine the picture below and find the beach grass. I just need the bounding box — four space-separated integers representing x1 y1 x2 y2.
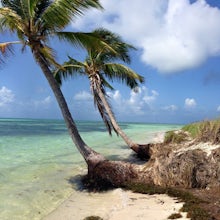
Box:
182 119 220 144
163 119 220 144
164 130 188 144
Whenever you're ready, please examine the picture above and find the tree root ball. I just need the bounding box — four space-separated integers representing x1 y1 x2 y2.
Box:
84 160 138 190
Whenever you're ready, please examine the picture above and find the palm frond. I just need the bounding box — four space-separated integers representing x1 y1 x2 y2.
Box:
1 1 24 16
40 0 102 31
39 45 62 69
1 0 35 26
28 0 39 18
54 57 85 86
0 42 12 53
103 63 144 89
0 43 11 63
92 28 136 63
99 74 114 90
55 31 115 53
0 40 20 54
0 7 24 33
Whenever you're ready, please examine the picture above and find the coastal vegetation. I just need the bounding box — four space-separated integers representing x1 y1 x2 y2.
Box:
164 130 188 144
183 119 220 144
164 119 220 144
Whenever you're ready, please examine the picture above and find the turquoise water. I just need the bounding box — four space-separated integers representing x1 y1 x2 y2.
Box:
0 119 182 220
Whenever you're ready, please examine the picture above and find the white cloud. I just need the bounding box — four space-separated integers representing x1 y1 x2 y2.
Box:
74 91 93 101
107 86 159 116
111 90 121 102
0 86 15 106
217 106 220 112
142 89 159 104
73 0 220 73
185 98 197 109
163 104 178 111
42 96 51 104
33 96 52 108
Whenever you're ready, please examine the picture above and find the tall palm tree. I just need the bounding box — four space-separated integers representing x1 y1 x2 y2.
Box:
0 0 110 167
55 28 146 154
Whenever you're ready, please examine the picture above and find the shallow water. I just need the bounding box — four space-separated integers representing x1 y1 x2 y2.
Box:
0 119 181 220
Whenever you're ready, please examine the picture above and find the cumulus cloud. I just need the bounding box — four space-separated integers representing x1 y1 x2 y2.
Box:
107 86 159 116
162 104 178 111
111 90 121 102
74 91 93 101
142 89 159 104
33 96 52 108
185 98 197 109
73 0 220 73
42 96 51 104
0 86 15 106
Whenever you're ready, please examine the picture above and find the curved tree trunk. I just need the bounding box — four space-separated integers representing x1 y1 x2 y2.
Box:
32 49 105 170
30 46 144 186
96 86 151 159
30 47 150 187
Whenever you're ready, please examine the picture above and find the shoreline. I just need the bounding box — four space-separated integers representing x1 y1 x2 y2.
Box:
43 132 189 220
43 129 220 220
1 120 180 220
43 188 189 220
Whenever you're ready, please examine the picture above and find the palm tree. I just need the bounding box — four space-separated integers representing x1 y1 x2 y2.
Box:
54 28 146 155
0 0 110 168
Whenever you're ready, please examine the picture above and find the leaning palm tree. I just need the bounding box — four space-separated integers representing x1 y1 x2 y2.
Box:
0 0 110 168
55 28 148 156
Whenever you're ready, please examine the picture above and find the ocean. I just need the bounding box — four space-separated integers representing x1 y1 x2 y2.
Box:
0 118 182 220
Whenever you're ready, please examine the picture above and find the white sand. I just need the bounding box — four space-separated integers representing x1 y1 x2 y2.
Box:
44 188 189 220
44 131 194 220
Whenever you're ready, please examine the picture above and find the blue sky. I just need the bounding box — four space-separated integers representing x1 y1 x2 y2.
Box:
1 0 220 124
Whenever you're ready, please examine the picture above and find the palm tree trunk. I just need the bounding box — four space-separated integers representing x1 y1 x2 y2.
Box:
96 86 140 153
96 87 152 159
32 49 105 165
29 50 150 187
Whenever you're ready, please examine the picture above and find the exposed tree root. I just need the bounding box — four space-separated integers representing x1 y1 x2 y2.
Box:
84 160 140 190
84 142 220 190
131 143 152 160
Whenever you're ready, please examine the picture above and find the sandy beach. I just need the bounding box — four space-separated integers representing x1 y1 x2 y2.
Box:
43 131 190 220
44 188 189 220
